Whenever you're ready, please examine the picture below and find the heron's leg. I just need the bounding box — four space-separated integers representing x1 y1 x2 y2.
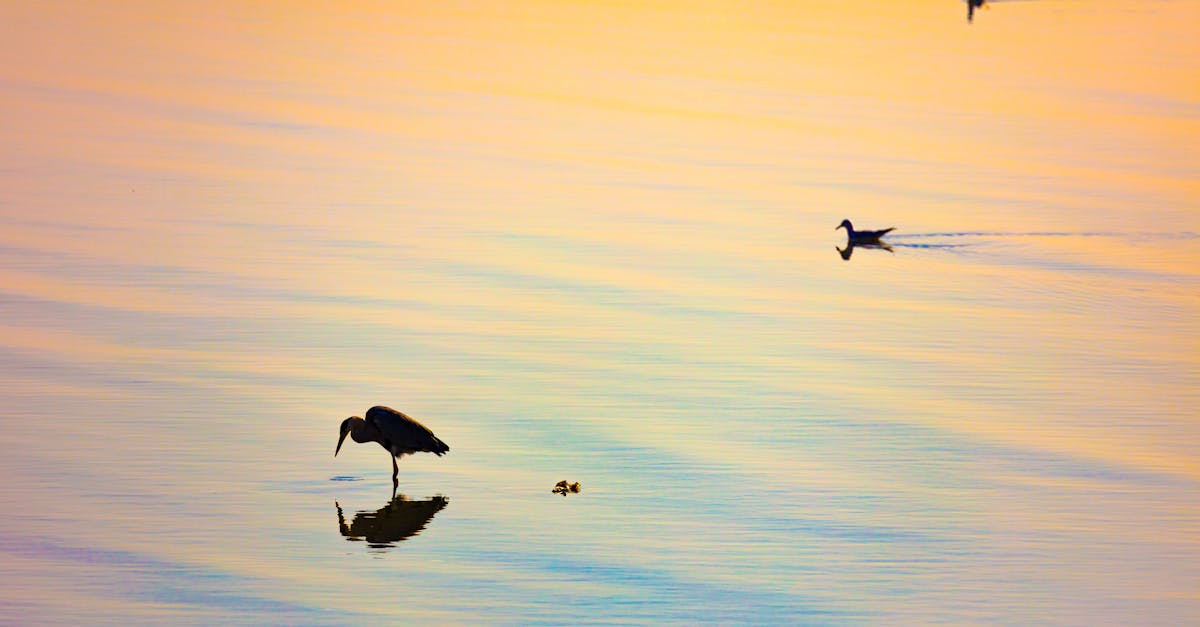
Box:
392 455 399 484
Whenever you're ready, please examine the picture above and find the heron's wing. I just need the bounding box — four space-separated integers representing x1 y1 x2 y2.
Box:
365 406 450 455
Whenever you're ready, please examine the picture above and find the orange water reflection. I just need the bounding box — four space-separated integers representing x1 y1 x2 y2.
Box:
1 0 1197 623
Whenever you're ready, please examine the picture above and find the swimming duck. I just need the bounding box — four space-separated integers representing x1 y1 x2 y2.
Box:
836 219 894 244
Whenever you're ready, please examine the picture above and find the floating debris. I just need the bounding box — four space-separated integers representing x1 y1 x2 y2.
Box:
552 480 581 496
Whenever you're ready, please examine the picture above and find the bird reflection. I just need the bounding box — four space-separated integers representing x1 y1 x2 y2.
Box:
836 241 893 261
335 494 449 549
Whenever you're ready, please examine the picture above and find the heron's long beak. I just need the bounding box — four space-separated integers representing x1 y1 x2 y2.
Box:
335 427 350 457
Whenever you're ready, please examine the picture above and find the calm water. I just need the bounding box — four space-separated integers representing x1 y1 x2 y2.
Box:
2 1 1198 624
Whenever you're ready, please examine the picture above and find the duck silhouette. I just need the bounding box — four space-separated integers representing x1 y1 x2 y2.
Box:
836 219 894 244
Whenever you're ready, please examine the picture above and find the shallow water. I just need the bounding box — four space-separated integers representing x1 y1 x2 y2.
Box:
2 1 1198 624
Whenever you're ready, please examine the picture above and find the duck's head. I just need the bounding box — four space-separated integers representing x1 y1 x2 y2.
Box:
836 219 853 232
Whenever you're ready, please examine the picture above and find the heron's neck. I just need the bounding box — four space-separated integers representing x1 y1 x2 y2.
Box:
350 418 380 444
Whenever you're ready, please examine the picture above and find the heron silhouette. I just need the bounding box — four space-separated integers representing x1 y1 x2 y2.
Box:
335 406 449 487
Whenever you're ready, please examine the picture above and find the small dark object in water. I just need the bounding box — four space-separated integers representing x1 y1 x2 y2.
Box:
967 0 987 23
552 480 581 496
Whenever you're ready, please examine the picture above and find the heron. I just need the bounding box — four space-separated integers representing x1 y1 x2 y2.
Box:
836 219 895 244
335 406 449 486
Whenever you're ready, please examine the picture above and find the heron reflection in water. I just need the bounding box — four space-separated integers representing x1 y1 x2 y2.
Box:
336 494 449 549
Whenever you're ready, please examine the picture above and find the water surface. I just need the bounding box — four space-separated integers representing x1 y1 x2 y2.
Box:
1 1 1198 623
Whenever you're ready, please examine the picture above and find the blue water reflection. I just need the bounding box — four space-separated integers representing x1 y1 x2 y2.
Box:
1 0 1198 623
